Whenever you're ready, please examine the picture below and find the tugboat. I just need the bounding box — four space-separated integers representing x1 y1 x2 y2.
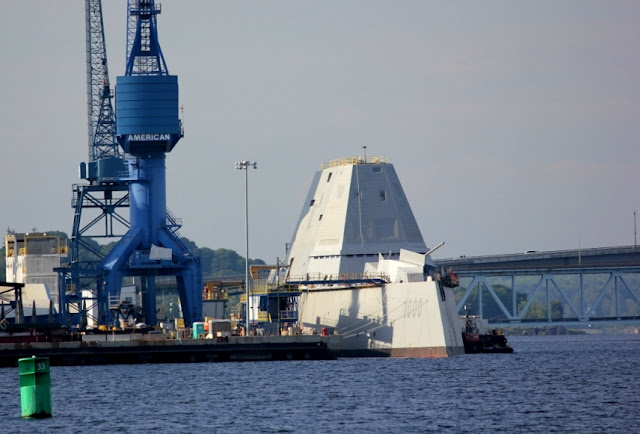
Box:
461 311 514 354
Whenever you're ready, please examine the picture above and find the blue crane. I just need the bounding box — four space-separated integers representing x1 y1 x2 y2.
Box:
97 0 202 326
59 0 202 328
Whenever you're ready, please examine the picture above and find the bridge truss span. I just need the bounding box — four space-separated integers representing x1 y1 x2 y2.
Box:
435 247 640 327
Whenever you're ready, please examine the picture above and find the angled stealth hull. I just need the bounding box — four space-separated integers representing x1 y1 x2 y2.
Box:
298 281 464 357
286 156 464 357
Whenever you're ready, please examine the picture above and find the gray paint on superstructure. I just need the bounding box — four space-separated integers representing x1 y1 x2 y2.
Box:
286 159 429 278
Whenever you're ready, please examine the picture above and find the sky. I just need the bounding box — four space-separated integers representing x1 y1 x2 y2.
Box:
1 1 638 263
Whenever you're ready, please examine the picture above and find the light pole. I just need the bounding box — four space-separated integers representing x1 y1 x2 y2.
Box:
235 160 257 335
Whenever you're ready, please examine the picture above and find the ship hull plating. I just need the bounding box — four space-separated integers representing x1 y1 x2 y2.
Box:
298 280 464 358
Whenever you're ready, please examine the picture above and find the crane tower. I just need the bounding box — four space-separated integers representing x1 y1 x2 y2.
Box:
60 0 202 328
97 0 203 326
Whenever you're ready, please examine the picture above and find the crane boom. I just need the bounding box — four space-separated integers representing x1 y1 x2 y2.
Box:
85 0 120 161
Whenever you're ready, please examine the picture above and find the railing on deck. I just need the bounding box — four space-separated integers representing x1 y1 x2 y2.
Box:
256 310 297 322
321 156 388 169
289 272 390 285
279 310 297 320
249 280 300 294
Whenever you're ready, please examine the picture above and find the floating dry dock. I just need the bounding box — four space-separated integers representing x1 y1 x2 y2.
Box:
0 334 342 368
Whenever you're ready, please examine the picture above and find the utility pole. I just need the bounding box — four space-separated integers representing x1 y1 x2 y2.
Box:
235 160 257 335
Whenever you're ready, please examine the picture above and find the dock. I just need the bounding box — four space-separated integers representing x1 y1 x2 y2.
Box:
0 334 342 368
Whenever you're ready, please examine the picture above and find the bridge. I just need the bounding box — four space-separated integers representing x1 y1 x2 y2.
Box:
434 245 640 328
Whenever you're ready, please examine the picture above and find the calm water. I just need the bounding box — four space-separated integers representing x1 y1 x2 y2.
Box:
1 334 638 433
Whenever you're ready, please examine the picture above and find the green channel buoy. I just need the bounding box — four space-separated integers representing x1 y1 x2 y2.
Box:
18 356 52 418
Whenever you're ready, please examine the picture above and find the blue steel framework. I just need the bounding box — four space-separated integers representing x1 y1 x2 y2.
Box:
59 0 202 328
100 0 201 327
438 247 640 327
58 0 131 328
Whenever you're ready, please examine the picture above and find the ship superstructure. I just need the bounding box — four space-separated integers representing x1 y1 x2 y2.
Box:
285 155 464 357
286 156 428 279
